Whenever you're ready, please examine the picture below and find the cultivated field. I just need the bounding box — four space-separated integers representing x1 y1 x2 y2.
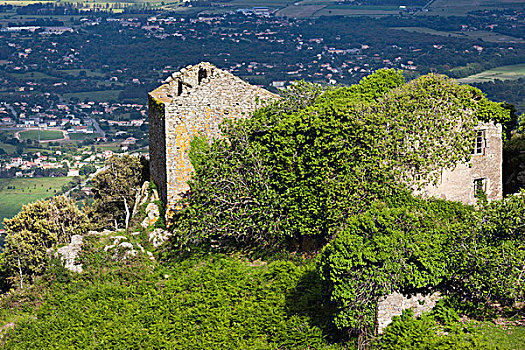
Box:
276 4 325 18
314 4 400 17
458 63 525 84
393 27 524 44
68 132 101 141
8 72 57 81
0 176 73 228
57 69 106 78
425 0 524 16
62 90 123 103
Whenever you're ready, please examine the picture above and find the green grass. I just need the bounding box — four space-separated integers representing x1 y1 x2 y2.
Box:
314 4 400 16
458 64 525 84
0 142 16 155
68 132 101 141
8 72 57 81
0 177 73 228
62 90 123 103
476 322 525 350
18 130 64 141
56 69 106 78
276 4 326 17
424 0 524 17
0 240 344 349
93 143 122 151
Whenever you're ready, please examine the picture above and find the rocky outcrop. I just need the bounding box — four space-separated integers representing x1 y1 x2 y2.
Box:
55 235 83 273
133 181 162 228
141 202 160 228
103 235 145 260
148 228 172 248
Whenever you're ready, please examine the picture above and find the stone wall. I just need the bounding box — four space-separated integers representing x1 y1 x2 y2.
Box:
149 62 278 212
148 97 167 204
420 122 503 204
376 292 441 334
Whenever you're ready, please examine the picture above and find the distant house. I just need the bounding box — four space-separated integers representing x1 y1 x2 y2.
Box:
1 117 13 125
122 137 138 145
40 27 74 35
252 7 271 16
67 168 80 177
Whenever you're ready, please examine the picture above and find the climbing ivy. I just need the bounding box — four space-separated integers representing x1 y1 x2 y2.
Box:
317 199 473 337
171 71 510 252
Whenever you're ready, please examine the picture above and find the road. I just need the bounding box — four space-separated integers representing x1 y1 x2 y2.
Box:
86 116 106 138
64 165 108 198
1 103 16 118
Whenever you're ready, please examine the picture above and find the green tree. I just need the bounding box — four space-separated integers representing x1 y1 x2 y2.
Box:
91 155 147 231
3 196 88 288
79 164 97 175
318 199 473 345
448 191 525 306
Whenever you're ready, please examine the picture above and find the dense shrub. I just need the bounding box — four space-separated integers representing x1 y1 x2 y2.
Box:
172 71 507 254
2 250 345 349
377 308 490 350
318 199 473 337
448 191 525 306
3 196 89 288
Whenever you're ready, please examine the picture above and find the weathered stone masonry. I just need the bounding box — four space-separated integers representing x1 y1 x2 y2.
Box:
420 122 503 205
149 62 278 211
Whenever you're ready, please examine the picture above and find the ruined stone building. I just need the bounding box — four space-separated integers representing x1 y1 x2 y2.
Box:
419 122 503 204
148 62 278 212
149 62 502 212
148 63 503 333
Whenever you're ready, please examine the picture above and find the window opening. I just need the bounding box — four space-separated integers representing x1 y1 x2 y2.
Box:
472 130 485 155
198 68 208 84
474 178 486 199
177 80 183 96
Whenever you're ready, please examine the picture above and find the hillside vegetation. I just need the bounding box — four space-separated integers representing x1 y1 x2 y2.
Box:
0 71 524 349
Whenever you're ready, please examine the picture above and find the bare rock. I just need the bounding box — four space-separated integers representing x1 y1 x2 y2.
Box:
148 228 172 247
141 203 160 228
377 292 442 334
55 235 83 273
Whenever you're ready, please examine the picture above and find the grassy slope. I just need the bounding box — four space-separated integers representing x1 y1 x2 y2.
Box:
62 90 123 103
0 226 523 349
0 177 73 228
458 63 525 84
0 231 344 349
68 133 101 141
479 322 525 350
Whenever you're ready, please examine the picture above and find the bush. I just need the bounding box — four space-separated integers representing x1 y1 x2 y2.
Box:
3 196 89 288
377 308 490 350
318 198 473 337
2 253 346 350
448 191 525 307
172 71 508 255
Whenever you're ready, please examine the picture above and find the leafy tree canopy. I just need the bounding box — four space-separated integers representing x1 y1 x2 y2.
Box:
91 155 148 231
3 196 88 287
172 71 509 254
